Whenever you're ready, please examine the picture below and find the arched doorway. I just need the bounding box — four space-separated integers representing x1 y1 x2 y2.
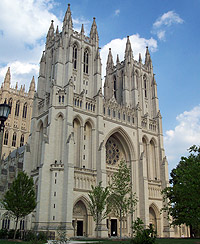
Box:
73 200 88 236
149 207 157 231
104 128 135 237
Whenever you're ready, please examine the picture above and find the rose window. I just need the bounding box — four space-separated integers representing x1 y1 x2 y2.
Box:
106 139 120 165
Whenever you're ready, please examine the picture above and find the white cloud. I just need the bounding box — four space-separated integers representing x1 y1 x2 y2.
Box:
114 9 120 16
0 0 62 88
100 34 157 78
73 17 91 35
152 10 184 40
0 61 39 90
164 105 200 172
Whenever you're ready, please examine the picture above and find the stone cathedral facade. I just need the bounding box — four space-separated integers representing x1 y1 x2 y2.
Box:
23 4 175 238
0 68 35 159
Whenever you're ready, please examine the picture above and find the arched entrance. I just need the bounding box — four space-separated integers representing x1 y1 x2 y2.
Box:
73 200 88 236
149 207 157 230
104 127 135 237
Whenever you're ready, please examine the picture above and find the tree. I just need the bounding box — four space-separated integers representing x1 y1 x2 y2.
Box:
88 182 110 237
1 171 37 239
108 160 137 239
162 145 200 237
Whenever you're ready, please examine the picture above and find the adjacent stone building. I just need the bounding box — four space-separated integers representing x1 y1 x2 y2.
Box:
0 68 35 158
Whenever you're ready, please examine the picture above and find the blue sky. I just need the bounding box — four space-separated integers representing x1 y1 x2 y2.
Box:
0 0 200 172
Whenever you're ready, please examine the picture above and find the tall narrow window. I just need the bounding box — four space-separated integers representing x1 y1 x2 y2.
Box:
144 76 147 98
73 44 78 69
15 101 20 116
114 76 117 99
20 134 24 147
8 98 12 113
4 131 8 145
22 103 27 118
83 49 89 74
12 133 17 147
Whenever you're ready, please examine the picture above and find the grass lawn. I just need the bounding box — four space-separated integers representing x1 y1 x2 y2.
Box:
156 239 200 244
0 239 200 244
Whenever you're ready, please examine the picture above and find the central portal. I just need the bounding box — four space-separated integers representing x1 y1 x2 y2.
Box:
73 200 88 237
111 219 117 236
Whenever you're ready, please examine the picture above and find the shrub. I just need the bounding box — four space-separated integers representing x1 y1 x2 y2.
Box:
24 230 37 241
7 229 20 239
0 229 8 239
131 218 156 244
131 227 156 244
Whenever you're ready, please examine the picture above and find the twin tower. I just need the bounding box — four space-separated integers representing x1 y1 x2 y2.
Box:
23 4 172 238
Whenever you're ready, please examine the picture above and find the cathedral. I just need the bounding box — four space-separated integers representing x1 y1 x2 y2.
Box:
0 68 35 159
3 3 187 238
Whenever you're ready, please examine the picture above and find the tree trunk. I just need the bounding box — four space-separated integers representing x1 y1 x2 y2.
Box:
120 211 122 239
14 216 19 239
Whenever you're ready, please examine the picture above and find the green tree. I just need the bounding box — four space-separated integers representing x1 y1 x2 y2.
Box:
1 171 37 239
88 182 110 237
162 145 200 237
108 160 137 239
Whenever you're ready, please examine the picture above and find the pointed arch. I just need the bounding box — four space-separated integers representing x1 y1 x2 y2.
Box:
15 100 20 116
83 120 93 169
143 74 148 98
73 114 83 127
8 98 12 113
55 112 64 120
150 137 157 146
73 117 82 167
83 48 89 74
55 113 64 162
73 196 89 236
103 126 135 163
84 118 95 129
22 103 27 118
150 139 157 180
20 134 24 147
4 130 9 145
73 195 90 210
73 43 78 69
142 136 149 179
37 120 44 167
113 75 117 98
149 203 161 236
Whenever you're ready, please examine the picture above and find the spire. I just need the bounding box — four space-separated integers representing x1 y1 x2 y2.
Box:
139 53 142 63
63 3 73 29
56 25 59 35
145 46 152 66
106 48 114 71
116 54 120 64
81 24 85 34
29 76 35 92
46 20 55 43
124 36 133 60
90 17 99 42
4 67 11 85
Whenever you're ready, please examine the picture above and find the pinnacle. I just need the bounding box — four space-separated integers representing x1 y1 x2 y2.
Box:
4 67 11 84
81 24 84 34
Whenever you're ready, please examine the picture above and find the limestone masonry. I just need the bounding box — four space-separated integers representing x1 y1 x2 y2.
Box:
0 4 189 238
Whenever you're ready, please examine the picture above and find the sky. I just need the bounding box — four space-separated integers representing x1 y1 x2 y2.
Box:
0 0 200 173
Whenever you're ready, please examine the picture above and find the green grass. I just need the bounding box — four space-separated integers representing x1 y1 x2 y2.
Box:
156 239 200 244
0 239 200 244
0 241 30 244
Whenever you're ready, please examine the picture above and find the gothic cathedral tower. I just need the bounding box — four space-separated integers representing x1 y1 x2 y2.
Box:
24 4 171 238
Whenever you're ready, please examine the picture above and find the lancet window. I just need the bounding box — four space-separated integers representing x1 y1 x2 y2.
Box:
83 49 89 74
73 44 78 69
